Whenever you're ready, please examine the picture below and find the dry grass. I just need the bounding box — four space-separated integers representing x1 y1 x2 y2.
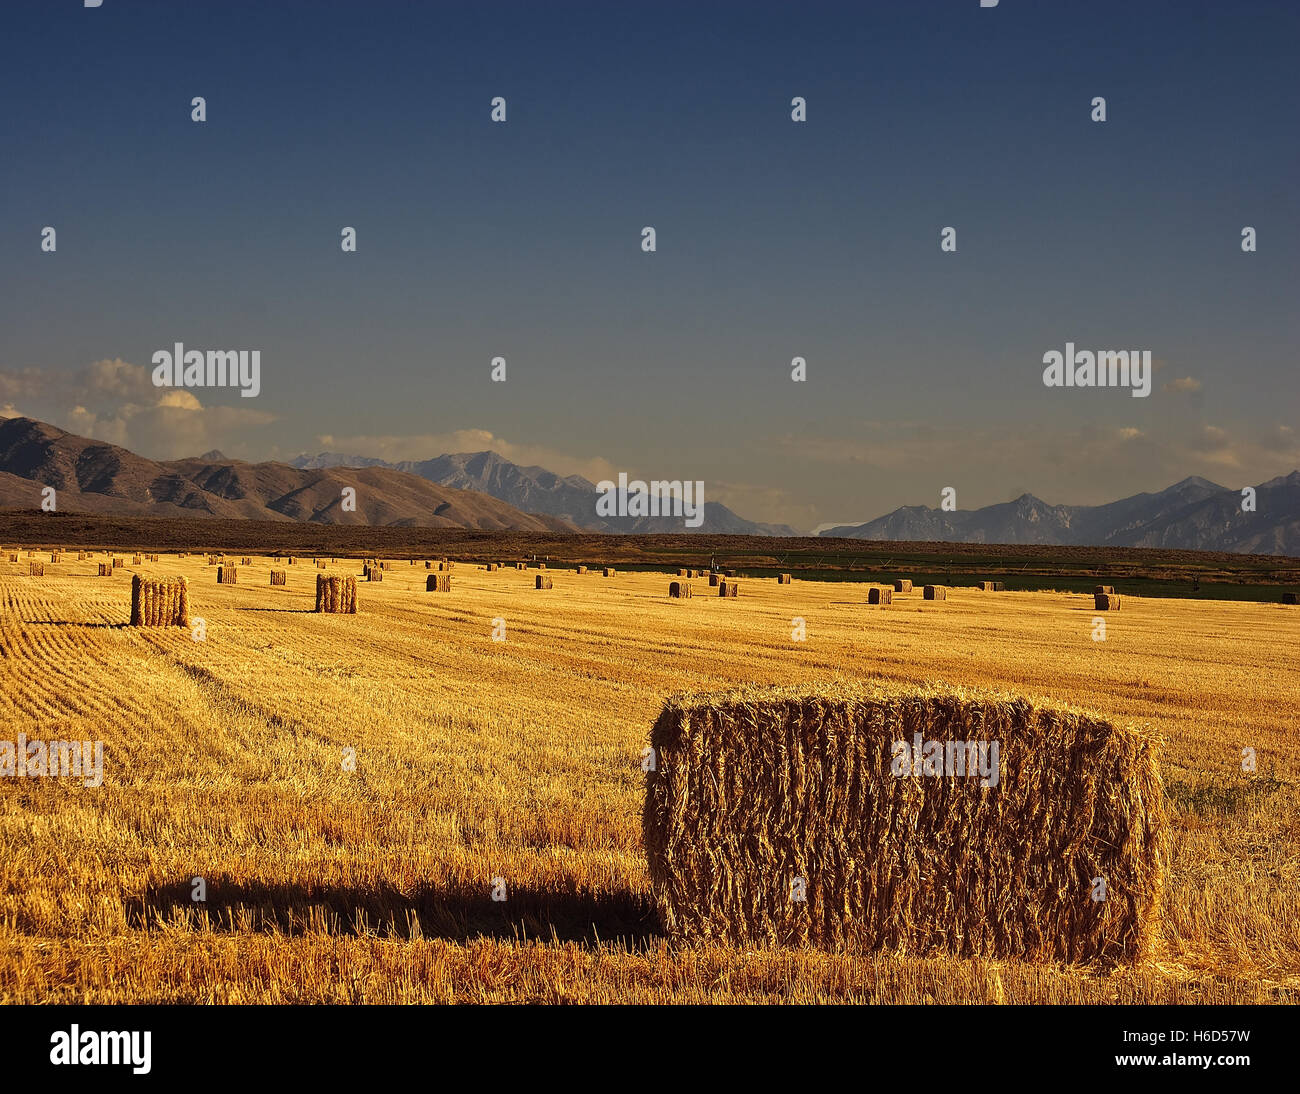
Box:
0 554 1295 1003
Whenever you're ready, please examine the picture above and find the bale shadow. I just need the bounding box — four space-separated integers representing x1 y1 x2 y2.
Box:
128 876 660 949
234 606 315 613
26 621 131 628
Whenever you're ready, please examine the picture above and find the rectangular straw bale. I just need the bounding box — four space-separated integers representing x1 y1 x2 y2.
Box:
893 579 913 592
977 581 997 591
131 554 142 565
1094 585 1115 595
98 562 112 576
1095 593 1121 610
709 573 721 587
643 683 1169 962
577 565 588 574
112 558 123 569
426 573 451 592
535 574 553 589
241 557 252 566
130 574 190 627
603 567 616 577
216 564 237 585
777 573 792 584
718 580 739 598
868 587 892 605
487 563 498 572
77 551 87 560
270 569 287 586
514 563 525 571
669 580 692 599
52 552 63 563
677 569 689 577
923 585 946 600
7 553 17 563
315 573 358 614
992 581 1005 591
28 562 44 576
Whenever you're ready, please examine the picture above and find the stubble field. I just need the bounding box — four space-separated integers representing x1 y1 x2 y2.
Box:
1 550 1297 1003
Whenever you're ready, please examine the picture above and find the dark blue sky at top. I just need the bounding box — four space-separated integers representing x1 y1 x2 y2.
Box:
1 0 1296 527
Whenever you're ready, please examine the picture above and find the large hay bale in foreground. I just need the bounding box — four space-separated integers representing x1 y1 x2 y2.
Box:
1094 585 1115 595
718 580 739 598
216 565 237 585
315 574 357 614
28 561 44 576
923 585 946 600
893 579 913 593
1095 593 1121 611
130 575 190 627
270 570 287 586
868 587 892 605
669 581 692 599
535 574 553 589
643 683 1168 962
426 573 451 592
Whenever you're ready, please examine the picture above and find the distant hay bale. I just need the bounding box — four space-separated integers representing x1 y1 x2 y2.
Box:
709 573 721 587
410 559 416 566
535 574 553 590
978 581 999 591
7 553 17 563
724 569 737 577
577 565 588 574
318 561 327 570
52 551 63 563
112 558 123 569
288 556 296 565
487 563 498 572
643 683 1169 962
270 570 287 586
778 573 792 584
315 574 358 614
426 573 451 592
923 585 946 601
241 556 252 566
1094 585 1116 595
130 574 190 628
1282 592 1299 605
28 562 44 576
98 563 112 576
893 580 913 593
1095 593 1121 611
677 569 689 577
718 580 739 598
514 563 525 571
603 567 616 577
992 581 1005 591
669 581 692 599
77 551 87 560
216 564 237 585
868 587 892 605
425 561 433 568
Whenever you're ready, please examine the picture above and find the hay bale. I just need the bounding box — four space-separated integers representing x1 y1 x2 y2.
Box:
270 570 287 586
130 574 190 627
718 579 739 598
777 573 792 584
112 558 123 569
893 579 913 593
535 574 553 590
98 563 112 576
288 556 296 565
1282 592 1299 605
6 553 17 563
216 565 237 585
709 573 721 587
241 556 252 566
1094 585 1116 595
643 683 1168 961
487 563 498 572
669 581 692 599
514 563 525 571
132 554 143 565
52 551 63 563
77 551 87 560
426 574 451 592
1095 593 1121 611
315 574 358 614
724 569 737 577
868 587 892 605
28 561 44 576
993 581 1005 591
577 565 588 574
677 569 689 577
603 567 616 577
977 581 997 591
923 585 946 601
318 560 328 570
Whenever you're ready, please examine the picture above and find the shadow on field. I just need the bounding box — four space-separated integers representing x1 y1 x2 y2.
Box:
128 876 660 948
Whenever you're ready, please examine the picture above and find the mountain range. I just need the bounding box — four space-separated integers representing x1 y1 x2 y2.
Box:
1 416 1297 553
820 475 1300 555
289 450 798 536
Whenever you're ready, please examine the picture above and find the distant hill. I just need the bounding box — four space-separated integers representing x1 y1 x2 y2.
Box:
0 417 576 532
821 474 1300 555
290 449 799 536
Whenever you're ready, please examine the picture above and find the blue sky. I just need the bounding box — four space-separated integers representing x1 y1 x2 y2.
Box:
1 0 1296 529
